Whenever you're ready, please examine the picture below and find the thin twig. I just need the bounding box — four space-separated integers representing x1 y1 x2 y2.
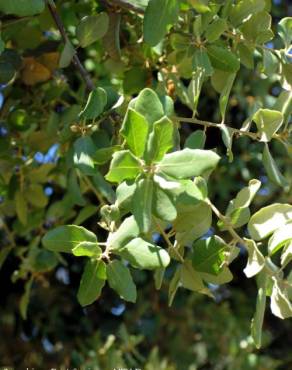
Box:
173 116 260 141
83 176 106 206
46 0 95 91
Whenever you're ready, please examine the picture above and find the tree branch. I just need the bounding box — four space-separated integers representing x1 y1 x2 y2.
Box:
46 0 95 91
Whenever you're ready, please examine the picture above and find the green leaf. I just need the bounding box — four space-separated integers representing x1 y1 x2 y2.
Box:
108 216 140 251
0 246 13 270
15 191 27 225
93 145 121 165
187 69 205 114
192 236 228 276
73 136 97 175
143 0 179 46
218 179 261 230
207 45 240 73
205 17 227 42
193 49 213 76
184 130 206 150
220 123 234 161
106 260 137 302
42 225 97 253
120 108 149 157
253 109 283 142
268 222 292 256
132 178 153 233
180 261 207 293
262 49 278 76
132 88 165 126
240 11 273 44
158 148 220 179
77 260 106 306
20 277 33 320
79 87 107 120
237 43 254 69
251 273 267 349
76 13 109 48
152 183 177 222
248 203 292 241
154 268 165 290
72 241 102 258
281 242 292 267
270 278 292 319
105 150 142 183
278 17 292 49
118 237 170 270
0 0 45 16
175 202 212 245
229 0 265 26
200 266 233 285
59 41 75 68
146 116 174 163
219 73 236 123
168 268 181 306
243 239 265 278
116 181 137 212
263 144 288 189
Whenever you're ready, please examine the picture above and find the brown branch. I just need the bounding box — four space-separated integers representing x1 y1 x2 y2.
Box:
46 0 95 91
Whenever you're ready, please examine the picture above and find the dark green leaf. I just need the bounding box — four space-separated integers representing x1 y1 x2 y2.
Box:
77 260 106 306
42 225 97 253
0 0 45 16
118 237 170 270
192 236 228 276
143 0 179 46
107 260 137 302
207 45 240 73
79 87 107 120
76 13 109 47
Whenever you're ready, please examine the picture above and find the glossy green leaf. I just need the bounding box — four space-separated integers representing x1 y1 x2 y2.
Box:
108 216 140 251
219 179 261 230
253 109 283 142
168 268 181 307
184 130 206 150
207 45 240 73
240 11 273 44
73 136 97 175
72 241 102 258
106 150 142 183
220 123 234 161
152 183 177 222
205 17 227 42
116 181 137 212
76 13 109 48
192 236 228 276
0 0 45 16
180 261 207 293
270 278 292 319
193 49 213 76
59 41 75 68
132 178 153 233
248 203 292 241
42 225 97 253
243 239 265 278
15 191 27 225
79 87 107 120
132 88 165 126
77 260 106 306
251 273 267 349
118 237 170 270
187 69 205 114
106 260 137 302
158 148 220 179
229 0 265 26
143 0 179 46
146 116 174 163
263 144 288 189
268 222 292 256
219 73 236 123
278 17 292 49
120 108 149 157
